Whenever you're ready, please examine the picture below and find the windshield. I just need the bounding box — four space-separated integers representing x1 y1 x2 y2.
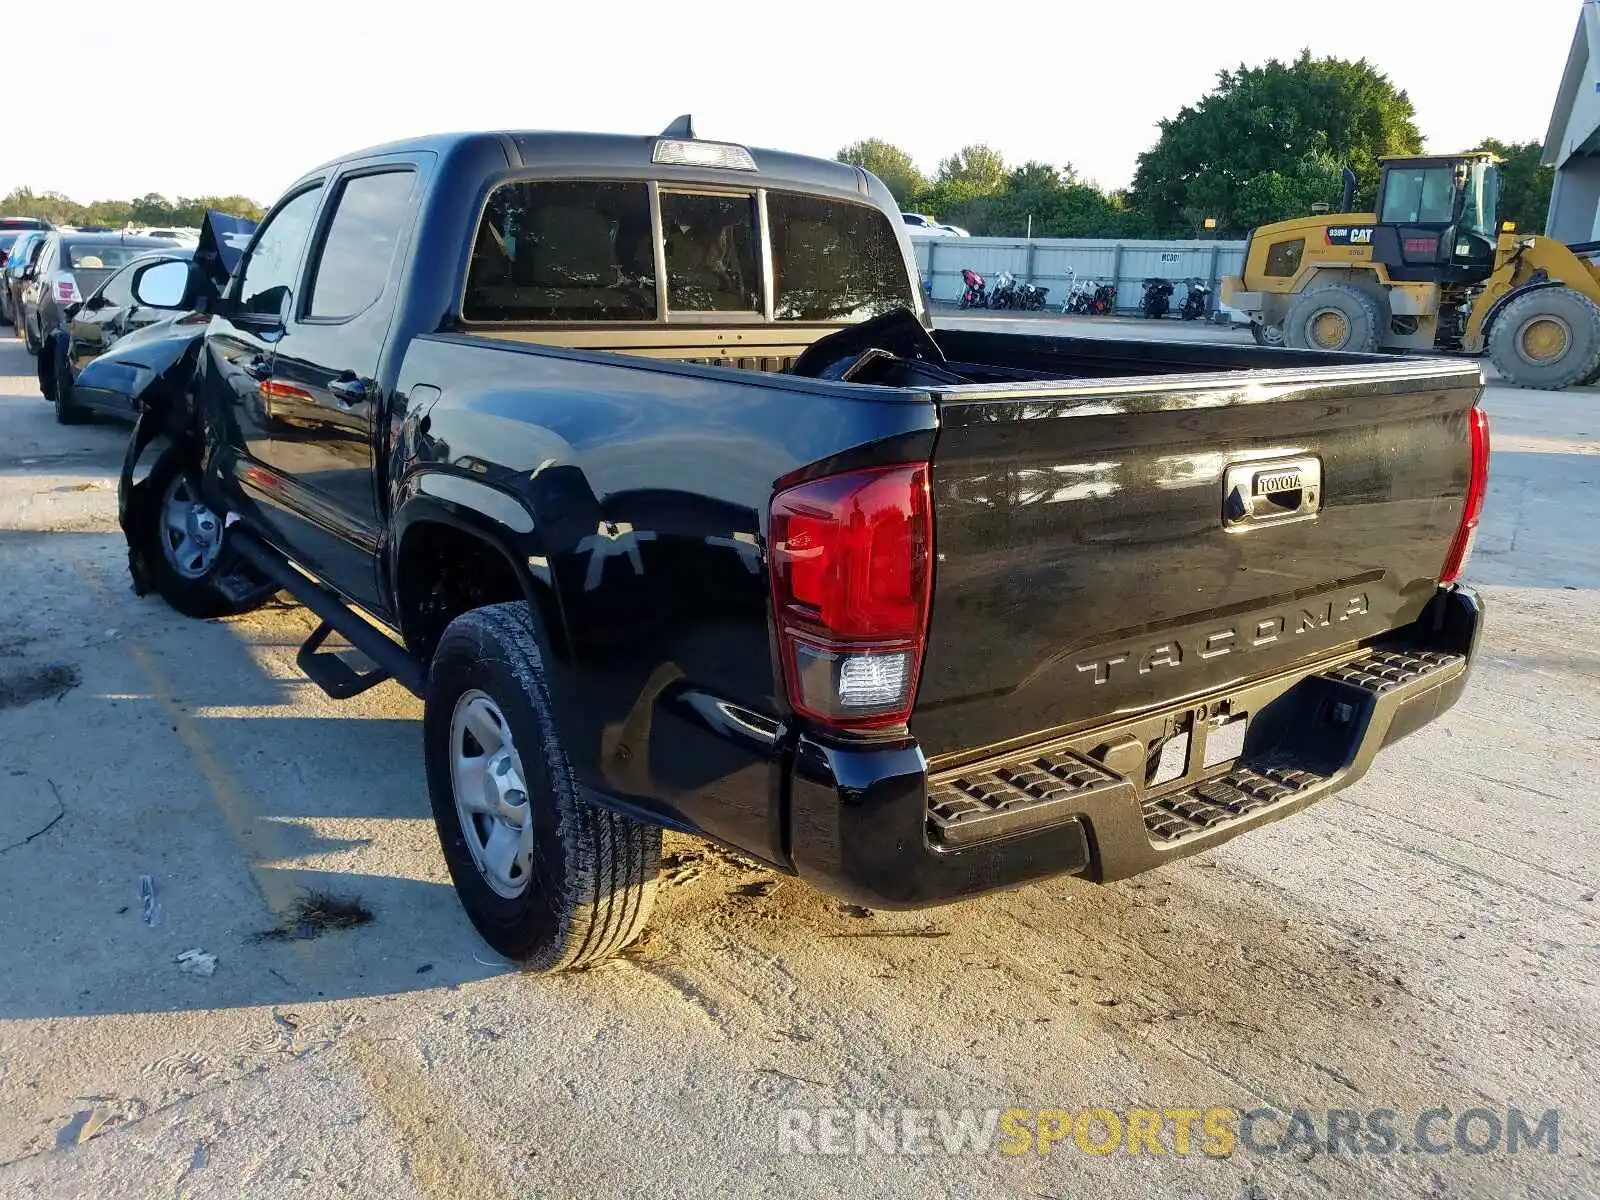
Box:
1380 167 1457 225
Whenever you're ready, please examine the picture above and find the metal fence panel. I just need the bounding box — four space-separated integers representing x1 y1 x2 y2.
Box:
917 235 1246 313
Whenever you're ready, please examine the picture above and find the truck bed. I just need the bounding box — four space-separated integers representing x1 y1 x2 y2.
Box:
409 323 1479 775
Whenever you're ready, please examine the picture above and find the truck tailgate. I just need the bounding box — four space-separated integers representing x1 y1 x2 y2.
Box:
912 358 1483 763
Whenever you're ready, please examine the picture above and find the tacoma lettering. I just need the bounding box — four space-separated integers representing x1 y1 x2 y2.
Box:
1073 593 1374 686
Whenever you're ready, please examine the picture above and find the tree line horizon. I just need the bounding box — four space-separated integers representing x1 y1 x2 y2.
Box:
3 53 1554 243
839 51 1552 240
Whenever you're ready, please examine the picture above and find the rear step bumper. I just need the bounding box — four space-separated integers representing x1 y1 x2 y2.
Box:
786 585 1482 909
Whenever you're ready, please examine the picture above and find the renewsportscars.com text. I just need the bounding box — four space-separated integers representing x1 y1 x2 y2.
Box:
776 1105 1560 1158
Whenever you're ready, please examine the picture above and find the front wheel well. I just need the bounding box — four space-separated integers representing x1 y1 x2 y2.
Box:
396 519 558 665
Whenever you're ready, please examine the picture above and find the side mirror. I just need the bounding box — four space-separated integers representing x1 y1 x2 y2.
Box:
131 259 195 310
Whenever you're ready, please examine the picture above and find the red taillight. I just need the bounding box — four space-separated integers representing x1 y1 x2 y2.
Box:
1403 236 1438 255
1440 406 1490 584
56 280 79 302
769 463 933 730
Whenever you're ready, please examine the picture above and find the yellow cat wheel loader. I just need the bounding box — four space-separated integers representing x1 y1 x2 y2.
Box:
1222 151 1600 389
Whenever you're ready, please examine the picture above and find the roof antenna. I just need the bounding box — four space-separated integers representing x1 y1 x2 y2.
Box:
661 114 696 139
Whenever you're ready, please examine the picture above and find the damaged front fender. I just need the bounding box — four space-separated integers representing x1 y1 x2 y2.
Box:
105 320 208 597
73 315 207 421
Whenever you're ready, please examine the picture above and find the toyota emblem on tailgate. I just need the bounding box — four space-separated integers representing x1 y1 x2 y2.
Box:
1223 456 1322 529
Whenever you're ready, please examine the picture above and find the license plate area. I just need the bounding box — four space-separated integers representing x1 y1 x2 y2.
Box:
1144 703 1250 795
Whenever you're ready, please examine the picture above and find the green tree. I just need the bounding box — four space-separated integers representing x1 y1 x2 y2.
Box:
934 144 1007 199
836 138 926 205
980 162 1130 238
1129 51 1422 236
0 188 265 227
1231 151 1346 230
1474 138 1552 233
909 145 1009 231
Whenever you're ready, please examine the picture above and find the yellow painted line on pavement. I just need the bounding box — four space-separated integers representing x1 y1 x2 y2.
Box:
346 1036 515 1200
85 569 495 1200
77 567 328 971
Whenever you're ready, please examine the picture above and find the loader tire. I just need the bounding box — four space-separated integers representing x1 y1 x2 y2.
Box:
1284 284 1383 354
1488 287 1600 390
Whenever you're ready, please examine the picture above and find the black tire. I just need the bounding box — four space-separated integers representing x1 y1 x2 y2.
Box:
22 314 40 354
1284 283 1383 353
424 601 660 971
50 339 86 424
127 450 267 620
1251 321 1285 347
1487 287 1600 390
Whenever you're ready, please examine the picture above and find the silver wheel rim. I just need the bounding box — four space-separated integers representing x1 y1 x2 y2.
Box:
1260 323 1284 346
449 690 535 899
160 472 223 580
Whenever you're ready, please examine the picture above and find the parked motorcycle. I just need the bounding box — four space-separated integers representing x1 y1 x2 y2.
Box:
1180 278 1210 321
1060 270 1091 314
959 268 988 310
1017 281 1051 311
989 271 1019 310
1090 282 1116 314
1140 277 1174 319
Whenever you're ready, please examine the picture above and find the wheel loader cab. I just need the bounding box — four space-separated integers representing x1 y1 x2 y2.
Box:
1369 153 1501 285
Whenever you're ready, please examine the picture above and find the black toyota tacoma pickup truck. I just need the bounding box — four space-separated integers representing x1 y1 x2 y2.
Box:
110 120 1488 971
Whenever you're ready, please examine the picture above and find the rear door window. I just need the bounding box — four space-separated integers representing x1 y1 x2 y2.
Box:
463 180 655 322
305 169 415 319
659 191 760 313
768 192 914 321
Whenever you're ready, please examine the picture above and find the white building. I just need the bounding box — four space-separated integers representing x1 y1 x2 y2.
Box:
1544 0 1600 241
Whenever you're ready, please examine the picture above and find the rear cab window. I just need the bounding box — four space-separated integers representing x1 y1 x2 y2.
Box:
461 178 913 327
660 191 760 314
464 181 656 322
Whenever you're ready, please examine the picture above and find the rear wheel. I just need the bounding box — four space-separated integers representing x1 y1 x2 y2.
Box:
22 313 40 354
1488 287 1600 390
1284 284 1383 353
424 601 660 971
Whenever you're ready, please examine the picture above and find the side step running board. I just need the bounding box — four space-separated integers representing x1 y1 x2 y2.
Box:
296 621 393 700
228 529 426 699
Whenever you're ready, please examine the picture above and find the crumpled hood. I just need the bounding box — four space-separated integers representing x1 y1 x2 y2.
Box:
70 315 208 416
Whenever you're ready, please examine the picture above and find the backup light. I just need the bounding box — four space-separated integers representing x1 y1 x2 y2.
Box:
653 139 757 171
